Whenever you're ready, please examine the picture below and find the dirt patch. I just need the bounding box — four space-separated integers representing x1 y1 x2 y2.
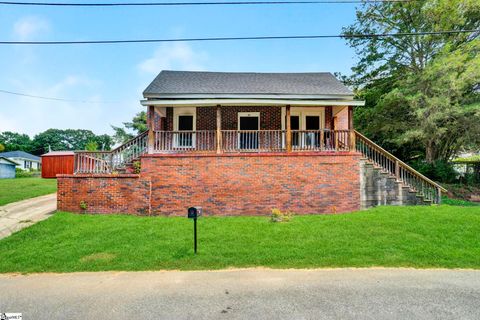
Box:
80 253 117 263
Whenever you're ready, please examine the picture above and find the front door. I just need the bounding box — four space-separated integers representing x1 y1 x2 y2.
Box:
305 115 321 147
177 115 194 147
239 113 259 150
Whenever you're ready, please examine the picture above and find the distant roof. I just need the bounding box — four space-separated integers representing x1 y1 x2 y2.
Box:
42 151 75 157
0 157 19 166
0 151 40 161
143 71 353 98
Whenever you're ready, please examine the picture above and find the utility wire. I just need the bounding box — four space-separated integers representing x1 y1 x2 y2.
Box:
1 30 477 45
0 0 417 7
0 89 120 103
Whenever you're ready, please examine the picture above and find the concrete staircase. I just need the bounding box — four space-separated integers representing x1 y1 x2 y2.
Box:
360 159 433 209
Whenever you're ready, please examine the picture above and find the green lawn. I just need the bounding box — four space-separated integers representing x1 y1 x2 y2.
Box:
0 177 57 206
0 205 479 273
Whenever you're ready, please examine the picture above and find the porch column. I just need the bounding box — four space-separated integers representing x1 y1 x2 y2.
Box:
147 105 155 154
286 105 292 153
348 105 356 151
216 105 222 154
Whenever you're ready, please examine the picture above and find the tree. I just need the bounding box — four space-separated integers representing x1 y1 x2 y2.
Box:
111 111 147 144
0 143 4 152
344 0 480 163
0 131 33 153
85 140 99 151
32 129 113 154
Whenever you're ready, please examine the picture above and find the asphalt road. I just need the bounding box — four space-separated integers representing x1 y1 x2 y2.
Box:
1 268 479 319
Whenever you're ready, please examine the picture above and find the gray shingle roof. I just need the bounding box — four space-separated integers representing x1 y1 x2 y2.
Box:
0 151 40 161
143 71 352 97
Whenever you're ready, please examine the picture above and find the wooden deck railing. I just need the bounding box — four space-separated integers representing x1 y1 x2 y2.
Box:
154 130 216 153
355 130 447 203
75 129 355 173
153 129 352 153
221 130 284 152
74 131 148 174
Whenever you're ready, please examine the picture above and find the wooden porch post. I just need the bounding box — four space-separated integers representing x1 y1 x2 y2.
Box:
286 105 292 153
216 105 222 154
348 105 356 151
148 105 155 154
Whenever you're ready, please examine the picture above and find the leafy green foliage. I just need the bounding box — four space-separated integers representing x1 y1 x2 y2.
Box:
15 168 41 178
85 140 99 151
411 160 458 183
0 206 479 272
0 129 113 155
111 111 147 144
0 131 33 153
32 129 113 154
344 0 480 164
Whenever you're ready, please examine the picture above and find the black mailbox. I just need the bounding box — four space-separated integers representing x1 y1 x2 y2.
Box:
188 206 202 219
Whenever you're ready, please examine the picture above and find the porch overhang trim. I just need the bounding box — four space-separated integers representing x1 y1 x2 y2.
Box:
141 99 366 107
143 93 354 100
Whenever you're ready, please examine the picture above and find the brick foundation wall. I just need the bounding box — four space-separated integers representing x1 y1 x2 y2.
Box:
142 153 361 216
58 154 361 216
57 174 151 215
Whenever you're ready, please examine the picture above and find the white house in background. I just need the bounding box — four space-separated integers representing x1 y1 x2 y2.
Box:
0 151 41 171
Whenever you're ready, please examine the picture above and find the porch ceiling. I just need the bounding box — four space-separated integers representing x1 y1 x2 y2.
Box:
140 98 365 107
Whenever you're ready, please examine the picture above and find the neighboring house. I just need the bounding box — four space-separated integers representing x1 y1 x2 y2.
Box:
58 70 446 215
0 151 41 171
0 157 18 179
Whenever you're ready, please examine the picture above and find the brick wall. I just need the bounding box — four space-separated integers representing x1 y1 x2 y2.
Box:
57 154 361 216
141 153 361 216
57 174 151 215
164 106 282 131
334 107 349 130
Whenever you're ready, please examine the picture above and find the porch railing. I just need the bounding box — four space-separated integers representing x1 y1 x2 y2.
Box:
291 130 350 152
154 131 216 153
74 131 148 174
355 130 447 203
222 130 284 152
152 129 352 153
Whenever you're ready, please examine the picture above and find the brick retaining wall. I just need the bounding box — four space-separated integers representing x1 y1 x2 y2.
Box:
57 153 361 216
143 153 361 216
57 174 151 215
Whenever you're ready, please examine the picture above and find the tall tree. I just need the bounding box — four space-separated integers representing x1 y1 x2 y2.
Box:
32 129 113 155
344 0 480 163
0 131 33 153
111 111 147 144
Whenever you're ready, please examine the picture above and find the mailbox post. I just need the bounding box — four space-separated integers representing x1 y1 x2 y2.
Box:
187 207 202 254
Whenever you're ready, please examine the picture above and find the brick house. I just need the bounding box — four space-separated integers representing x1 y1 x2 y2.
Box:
58 71 445 215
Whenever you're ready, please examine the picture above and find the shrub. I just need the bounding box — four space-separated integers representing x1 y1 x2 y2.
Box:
411 160 457 183
132 160 141 174
15 168 41 178
270 208 293 222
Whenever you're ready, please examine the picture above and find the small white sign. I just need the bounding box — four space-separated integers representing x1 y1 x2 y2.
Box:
1 313 22 320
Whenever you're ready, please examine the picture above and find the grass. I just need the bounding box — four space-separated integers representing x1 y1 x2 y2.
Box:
0 205 479 273
442 196 479 207
0 177 57 206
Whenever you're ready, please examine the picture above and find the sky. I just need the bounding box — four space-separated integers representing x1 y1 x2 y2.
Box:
0 2 359 137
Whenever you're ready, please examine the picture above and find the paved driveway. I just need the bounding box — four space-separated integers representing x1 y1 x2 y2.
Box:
0 193 57 239
1 268 479 319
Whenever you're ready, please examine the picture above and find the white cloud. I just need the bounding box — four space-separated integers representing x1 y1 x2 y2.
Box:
138 43 207 74
13 16 50 41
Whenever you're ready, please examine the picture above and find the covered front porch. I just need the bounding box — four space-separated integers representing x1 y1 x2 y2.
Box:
145 102 358 154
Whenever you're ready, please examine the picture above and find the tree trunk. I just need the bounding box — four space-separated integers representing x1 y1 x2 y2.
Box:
425 140 435 164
